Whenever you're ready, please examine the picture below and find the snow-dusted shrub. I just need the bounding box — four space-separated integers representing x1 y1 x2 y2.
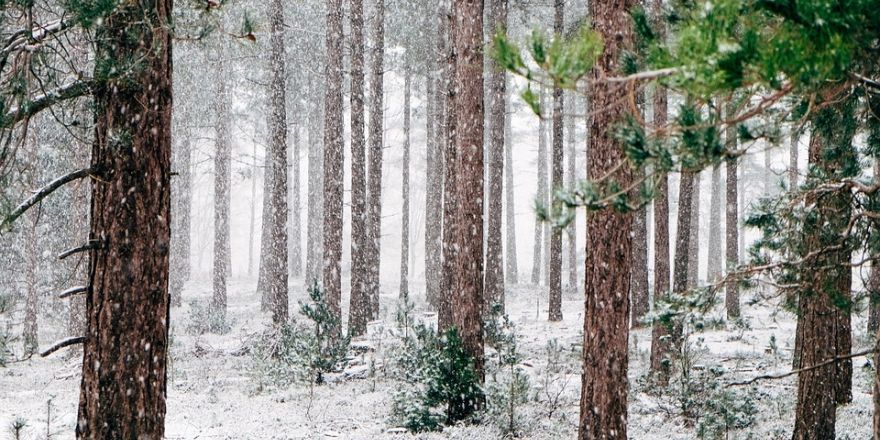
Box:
484 305 532 437
389 326 484 432
695 384 758 439
0 291 14 366
185 300 232 335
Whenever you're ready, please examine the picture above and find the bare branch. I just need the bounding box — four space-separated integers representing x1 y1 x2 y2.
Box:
0 167 93 233
1 79 94 130
59 239 100 260
58 285 89 299
40 336 85 357
726 347 875 387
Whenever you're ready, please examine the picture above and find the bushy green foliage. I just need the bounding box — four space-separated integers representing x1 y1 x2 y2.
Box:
390 326 484 432
185 300 232 335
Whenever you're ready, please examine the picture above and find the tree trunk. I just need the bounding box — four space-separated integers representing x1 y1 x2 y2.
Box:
349 0 369 336
484 0 507 313
687 171 700 288
725 105 740 319
366 0 386 320
306 77 325 286
21 133 39 357
170 131 191 306
212 58 230 322
504 86 518 285
565 95 578 292
425 68 443 309
439 6 456 331
399 64 411 301
578 0 634 436
266 0 290 325
547 0 564 322
450 0 485 388
790 128 799 190
532 90 548 286
77 1 172 436
323 0 345 321
707 163 722 282
289 109 303 279
870 162 880 334
248 138 258 278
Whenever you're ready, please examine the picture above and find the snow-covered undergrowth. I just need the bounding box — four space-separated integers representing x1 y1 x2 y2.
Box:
0 279 873 439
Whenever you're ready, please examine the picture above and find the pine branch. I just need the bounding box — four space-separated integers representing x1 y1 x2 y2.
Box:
0 167 93 233
58 240 101 260
1 79 94 130
40 336 85 357
58 286 90 299
726 347 875 387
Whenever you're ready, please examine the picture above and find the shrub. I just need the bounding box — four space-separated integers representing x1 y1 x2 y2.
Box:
185 300 232 335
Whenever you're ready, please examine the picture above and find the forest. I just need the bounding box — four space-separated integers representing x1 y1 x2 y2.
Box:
0 0 878 438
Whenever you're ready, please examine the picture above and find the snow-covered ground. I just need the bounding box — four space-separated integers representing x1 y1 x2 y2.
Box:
1 277 873 439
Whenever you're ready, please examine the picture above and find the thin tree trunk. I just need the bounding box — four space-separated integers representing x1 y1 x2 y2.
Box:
366 0 386 320
790 128 799 190
725 105 740 319
323 0 345 321
504 86 518 285
687 171 700 288
77 2 172 436
532 90 548 286
248 138 257 277
399 64 411 301
212 58 230 322
425 69 443 308
565 95 578 292
290 109 303 278
870 161 880 334
439 6 456 331
707 162 722 282
171 130 191 306
547 0 564 322
22 132 39 356
450 0 485 393
306 77 325 286
578 0 634 435
349 0 369 335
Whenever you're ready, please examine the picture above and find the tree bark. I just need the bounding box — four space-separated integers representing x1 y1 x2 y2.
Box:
365 0 387 320
707 162 722 282
565 95 578 292
212 58 230 322
725 105 740 319
450 0 485 387
439 6 456 331
578 0 634 436
425 67 443 309
504 86 518 285
323 0 345 321
289 107 303 278
349 0 369 336
77 1 173 437
21 131 39 356
870 158 880 334
484 0 507 313
687 171 700 288
532 90 548 286
547 0 564 322
170 130 191 307
306 77 325 286
399 64 411 301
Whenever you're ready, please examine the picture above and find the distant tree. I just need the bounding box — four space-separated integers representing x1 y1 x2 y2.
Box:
349 0 370 336
212 57 231 323
323 0 345 322
548 0 564 322
365 0 387 319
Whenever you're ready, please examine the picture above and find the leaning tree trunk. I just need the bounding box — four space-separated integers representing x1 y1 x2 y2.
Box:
212 58 231 322
365 0 387 320
266 0 290 325
450 0 485 397
399 64 412 301
484 0 507 313
349 0 369 336
323 0 345 321
77 1 173 437
547 0 564 322
578 0 635 436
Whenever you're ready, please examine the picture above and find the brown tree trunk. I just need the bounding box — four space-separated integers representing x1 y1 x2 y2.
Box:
323 0 345 321
869 161 880 334
631 185 649 327
439 6 456 331
484 0 507 313
399 64 411 300
706 163 722 282
212 58 230 322
77 1 173 437
687 172 700 288
725 106 740 319
547 0 564 322
349 0 369 335
578 0 634 436
450 0 485 387
366 0 386 320
266 0 290 324
649 57 671 376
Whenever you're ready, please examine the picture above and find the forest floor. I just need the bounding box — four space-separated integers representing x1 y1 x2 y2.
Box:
0 277 874 439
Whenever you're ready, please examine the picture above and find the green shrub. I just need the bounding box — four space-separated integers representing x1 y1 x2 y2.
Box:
185 300 232 335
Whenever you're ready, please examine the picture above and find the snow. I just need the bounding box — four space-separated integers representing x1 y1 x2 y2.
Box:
1 276 873 439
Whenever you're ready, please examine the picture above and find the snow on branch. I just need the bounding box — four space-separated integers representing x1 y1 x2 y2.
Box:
40 336 85 357
1 79 94 130
0 167 93 233
59 239 101 260
726 347 875 387
58 286 90 299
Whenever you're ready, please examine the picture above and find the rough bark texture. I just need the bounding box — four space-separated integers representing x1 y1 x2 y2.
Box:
450 0 485 384
289 108 303 278
77 1 173 437
565 96 578 292
349 0 369 336
439 7 456 331
323 0 345 320
578 0 634 436
504 87 518 285
212 59 230 322
547 0 564 322
649 60 671 376
630 189 649 327
725 110 740 319
870 156 880 334
707 163 722 282
425 69 443 308
484 0 507 313
687 171 700 288
366 0 386 320
399 65 411 300
266 0 290 325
